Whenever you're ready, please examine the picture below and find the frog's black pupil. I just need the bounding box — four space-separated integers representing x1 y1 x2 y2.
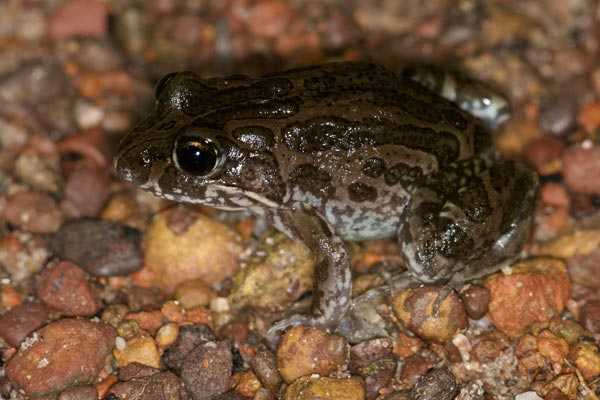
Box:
176 138 218 176
155 72 177 98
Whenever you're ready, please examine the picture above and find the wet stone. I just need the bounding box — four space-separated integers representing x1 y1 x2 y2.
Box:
57 385 97 400
5 318 116 398
118 361 162 381
409 366 458 400
163 323 217 371
250 350 282 392
0 302 48 348
35 260 102 317
108 371 185 400
48 219 142 277
61 166 111 219
1 191 63 234
181 340 233 400
277 326 349 384
459 284 491 320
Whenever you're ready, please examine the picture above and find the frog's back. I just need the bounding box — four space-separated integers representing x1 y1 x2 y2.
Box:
184 62 494 240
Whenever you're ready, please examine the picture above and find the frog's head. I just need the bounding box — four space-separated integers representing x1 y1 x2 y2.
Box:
114 72 286 210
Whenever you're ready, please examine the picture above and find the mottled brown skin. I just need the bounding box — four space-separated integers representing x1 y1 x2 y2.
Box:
114 62 538 334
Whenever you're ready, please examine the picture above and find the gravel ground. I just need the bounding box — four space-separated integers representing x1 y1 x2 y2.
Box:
0 0 599 399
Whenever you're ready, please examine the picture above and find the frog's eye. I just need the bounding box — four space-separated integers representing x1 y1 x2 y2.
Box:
155 72 177 98
173 128 224 178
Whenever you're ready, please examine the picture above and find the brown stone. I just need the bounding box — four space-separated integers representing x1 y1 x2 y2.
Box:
6 318 116 397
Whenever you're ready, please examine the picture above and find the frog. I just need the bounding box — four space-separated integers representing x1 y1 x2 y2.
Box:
114 61 538 336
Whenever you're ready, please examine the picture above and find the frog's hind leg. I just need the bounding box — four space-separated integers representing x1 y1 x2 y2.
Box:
397 159 539 312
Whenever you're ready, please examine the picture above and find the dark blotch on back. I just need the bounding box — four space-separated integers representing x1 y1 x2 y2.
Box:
362 157 386 178
348 182 378 203
232 126 274 150
385 162 425 187
288 164 335 199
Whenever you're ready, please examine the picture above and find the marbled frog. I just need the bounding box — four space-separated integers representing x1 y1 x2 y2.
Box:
114 62 538 334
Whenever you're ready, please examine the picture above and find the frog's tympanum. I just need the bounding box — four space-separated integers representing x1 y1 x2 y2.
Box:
114 62 538 335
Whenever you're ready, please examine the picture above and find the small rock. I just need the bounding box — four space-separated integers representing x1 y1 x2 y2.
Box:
109 371 185 400
234 370 262 398
163 323 217 371
579 300 600 334
155 322 179 351
61 166 111 219
537 330 569 365
1 191 63 234
113 332 161 369
215 391 251 400
392 285 467 343
118 362 162 381
0 302 48 347
459 284 490 320
563 144 600 195
568 342 600 380
57 385 97 400
409 367 458 400
249 0 295 38
0 232 49 281
181 340 233 400
35 260 102 317
251 350 282 392
6 318 116 398
49 219 142 277
174 278 216 309
349 338 394 369
484 258 571 336
14 151 62 193
523 137 565 176
284 375 365 400
578 100 600 134
50 0 108 39
399 353 435 387
538 98 576 137
143 207 242 292
277 326 349 384
230 230 312 312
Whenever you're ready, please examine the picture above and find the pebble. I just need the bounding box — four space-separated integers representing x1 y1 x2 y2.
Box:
13 151 62 193
409 367 458 400
391 285 467 343
229 230 312 312
459 284 491 320
484 258 571 336
163 323 217 371
35 260 102 317
276 326 349 384
250 350 282 392
284 375 365 400
579 300 600 334
49 0 108 39
563 144 600 195
174 278 216 309
0 302 48 348
0 231 49 281
108 371 185 400
1 191 63 234
142 207 242 292
118 361 162 381
61 165 111 219
5 318 116 397
112 332 161 369
48 219 143 277
57 385 98 400
181 340 233 400
349 340 396 400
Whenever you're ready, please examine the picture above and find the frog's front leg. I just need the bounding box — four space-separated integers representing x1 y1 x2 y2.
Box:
266 202 351 333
